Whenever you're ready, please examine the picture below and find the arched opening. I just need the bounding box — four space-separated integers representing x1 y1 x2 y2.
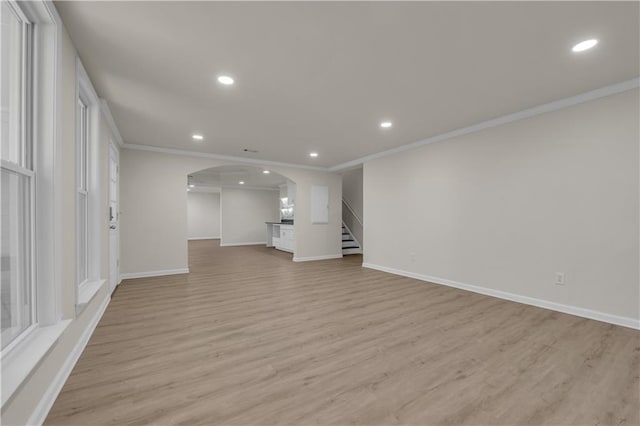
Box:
185 165 297 264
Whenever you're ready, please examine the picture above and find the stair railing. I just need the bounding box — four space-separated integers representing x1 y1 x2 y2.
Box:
342 198 363 249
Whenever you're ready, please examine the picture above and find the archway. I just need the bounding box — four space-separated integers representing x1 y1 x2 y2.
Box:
185 165 297 262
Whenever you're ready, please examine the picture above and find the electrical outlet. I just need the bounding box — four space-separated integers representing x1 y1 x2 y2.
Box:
555 272 566 286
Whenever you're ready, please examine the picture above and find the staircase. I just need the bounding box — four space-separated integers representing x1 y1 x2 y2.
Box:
342 224 362 255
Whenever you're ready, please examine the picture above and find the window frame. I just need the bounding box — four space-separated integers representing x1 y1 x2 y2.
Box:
1 0 67 407
0 162 37 352
75 58 102 308
1 0 36 353
76 96 89 288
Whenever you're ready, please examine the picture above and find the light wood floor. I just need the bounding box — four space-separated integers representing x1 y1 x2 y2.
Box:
46 240 639 425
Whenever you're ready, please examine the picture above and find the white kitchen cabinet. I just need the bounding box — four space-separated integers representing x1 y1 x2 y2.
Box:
275 225 295 253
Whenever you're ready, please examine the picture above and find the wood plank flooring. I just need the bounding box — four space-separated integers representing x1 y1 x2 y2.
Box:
46 240 639 425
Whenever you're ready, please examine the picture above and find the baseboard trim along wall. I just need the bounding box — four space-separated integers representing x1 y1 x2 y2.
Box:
362 263 640 330
188 236 220 241
120 268 190 280
27 295 111 426
220 242 266 247
293 254 343 262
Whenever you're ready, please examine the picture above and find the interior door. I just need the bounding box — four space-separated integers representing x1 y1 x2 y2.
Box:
109 143 119 291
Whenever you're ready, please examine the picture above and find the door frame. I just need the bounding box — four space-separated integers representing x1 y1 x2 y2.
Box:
108 142 120 291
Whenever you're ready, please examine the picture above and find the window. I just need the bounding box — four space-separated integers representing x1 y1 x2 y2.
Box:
77 97 89 288
74 59 101 307
1 0 66 406
1 0 35 351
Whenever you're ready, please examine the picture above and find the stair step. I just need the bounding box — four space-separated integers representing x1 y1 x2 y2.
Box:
342 247 362 255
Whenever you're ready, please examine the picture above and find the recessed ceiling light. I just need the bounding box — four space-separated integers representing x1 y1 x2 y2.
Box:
572 39 598 52
187 188 191 192
192 134 204 141
309 152 319 158
189 184 194 188
217 75 234 85
239 181 245 185
263 170 270 174
380 121 393 128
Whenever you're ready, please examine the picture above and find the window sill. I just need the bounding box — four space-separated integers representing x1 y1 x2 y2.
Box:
77 279 105 307
1 320 71 406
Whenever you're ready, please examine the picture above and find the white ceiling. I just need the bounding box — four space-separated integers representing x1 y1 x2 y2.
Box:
190 165 287 190
56 1 639 168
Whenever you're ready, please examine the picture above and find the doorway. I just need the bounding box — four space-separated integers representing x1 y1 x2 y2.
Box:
109 143 120 292
185 165 295 263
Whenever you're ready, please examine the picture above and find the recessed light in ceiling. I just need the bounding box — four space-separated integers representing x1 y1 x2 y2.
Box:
192 134 204 141
187 188 191 192
263 170 270 174
217 75 234 85
239 181 245 185
572 39 598 52
189 184 194 188
309 152 319 158
380 121 393 128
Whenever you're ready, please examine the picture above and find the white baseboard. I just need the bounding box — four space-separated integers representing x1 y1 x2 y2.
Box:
220 241 265 247
362 263 640 330
188 236 220 240
293 254 343 262
120 268 190 280
27 295 111 426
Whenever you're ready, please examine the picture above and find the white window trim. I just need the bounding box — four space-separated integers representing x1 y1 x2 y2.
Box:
75 58 102 308
1 0 67 407
0 159 36 353
1 0 36 353
76 96 89 288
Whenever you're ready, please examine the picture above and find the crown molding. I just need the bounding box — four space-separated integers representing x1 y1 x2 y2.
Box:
329 77 640 171
122 143 328 171
99 99 124 147
76 58 99 107
121 78 638 173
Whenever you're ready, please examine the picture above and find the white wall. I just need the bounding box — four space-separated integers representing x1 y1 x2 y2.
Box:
220 189 279 246
120 149 342 274
187 191 220 239
364 89 639 326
